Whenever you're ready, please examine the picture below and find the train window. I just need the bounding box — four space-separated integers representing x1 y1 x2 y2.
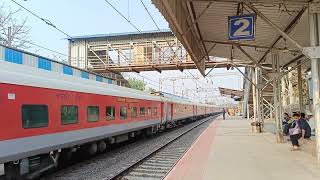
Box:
131 107 137 118
87 106 99 122
120 106 127 119
153 107 157 116
61 106 78 125
106 106 115 120
147 107 152 116
22 105 48 128
140 107 145 117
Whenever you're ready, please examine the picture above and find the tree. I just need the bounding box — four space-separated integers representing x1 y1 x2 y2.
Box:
0 3 31 48
148 87 157 93
128 77 146 91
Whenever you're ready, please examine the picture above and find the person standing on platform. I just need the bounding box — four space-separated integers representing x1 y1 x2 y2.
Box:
282 113 291 135
222 108 226 120
289 113 302 151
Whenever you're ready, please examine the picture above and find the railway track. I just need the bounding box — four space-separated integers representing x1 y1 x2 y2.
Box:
114 116 216 180
44 115 219 180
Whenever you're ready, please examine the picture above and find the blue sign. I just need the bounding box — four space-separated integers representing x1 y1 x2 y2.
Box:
228 14 255 41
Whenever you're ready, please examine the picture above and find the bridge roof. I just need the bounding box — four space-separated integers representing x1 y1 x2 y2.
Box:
70 29 173 40
151 0 310 76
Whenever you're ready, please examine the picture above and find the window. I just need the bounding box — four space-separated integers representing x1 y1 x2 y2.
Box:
96 76 103 82
63 65 73 75
120 106 127 119
81 71 89 79
38 57 52 71
140 107 145 117
106 106 115 120
87 106 99 122
131 107 137 118
5 48 22 64
147 107 152 116
61 106 78 125
22 105 48 128
153 107 157 116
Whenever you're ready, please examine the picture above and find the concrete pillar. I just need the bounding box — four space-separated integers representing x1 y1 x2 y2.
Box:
255 67 262 123
242 67 252 119
256 68 264 129
272 52 285 143
297 61 304 112
309 11 320 162
252 68 257 123
281 76 288 107
288 69 296 106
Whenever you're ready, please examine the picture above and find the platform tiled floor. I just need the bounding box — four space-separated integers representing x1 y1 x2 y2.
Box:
165 116 320 180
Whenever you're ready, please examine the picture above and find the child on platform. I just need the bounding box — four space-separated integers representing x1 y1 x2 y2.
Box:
289 113 302 151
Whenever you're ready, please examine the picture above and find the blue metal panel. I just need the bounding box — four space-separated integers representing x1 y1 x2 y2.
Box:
63 65 73 75
108 79 113 84
5 48 23 64
228 14 255 41
38 57 52 71
96 76 103 82
81 71 89 79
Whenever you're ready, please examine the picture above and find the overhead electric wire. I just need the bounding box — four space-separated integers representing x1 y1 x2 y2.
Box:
139 0 175 53
103 0 174 92
104 0 142 33
104 0 216 97
26 41 68 57
10 0 73 40
138 0 207 87
139 0 161 31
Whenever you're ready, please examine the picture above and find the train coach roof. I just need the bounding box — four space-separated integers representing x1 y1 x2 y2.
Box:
0 61 162 101
0 61 220 108
0 61 221 108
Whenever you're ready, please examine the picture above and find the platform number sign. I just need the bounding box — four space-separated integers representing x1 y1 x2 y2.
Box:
228 14 255 41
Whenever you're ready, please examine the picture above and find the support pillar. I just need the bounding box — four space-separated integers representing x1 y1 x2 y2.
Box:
272 52 285 143
242 67 252 119
281 76 288 107
252 68 257 123
297 61 304 112
257 71 264 130
255 67 262 123
309 11 320 162
288 68 296 109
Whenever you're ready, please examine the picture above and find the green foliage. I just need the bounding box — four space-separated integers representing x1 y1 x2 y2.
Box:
148 87 157 93
128 77 146 91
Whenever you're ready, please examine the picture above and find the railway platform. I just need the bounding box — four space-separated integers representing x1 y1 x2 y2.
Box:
164 116 320 180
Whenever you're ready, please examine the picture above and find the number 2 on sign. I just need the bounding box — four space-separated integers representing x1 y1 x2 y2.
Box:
233 19 250 37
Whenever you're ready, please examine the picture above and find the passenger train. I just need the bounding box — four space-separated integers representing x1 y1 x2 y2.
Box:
0 59 222 179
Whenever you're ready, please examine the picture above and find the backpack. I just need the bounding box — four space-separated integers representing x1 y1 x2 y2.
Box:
289 121 301 135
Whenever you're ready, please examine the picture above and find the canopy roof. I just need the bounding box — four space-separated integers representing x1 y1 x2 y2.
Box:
219 87 243 99
152 0 310 76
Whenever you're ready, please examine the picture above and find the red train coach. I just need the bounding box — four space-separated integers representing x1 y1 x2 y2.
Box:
0 60 221 179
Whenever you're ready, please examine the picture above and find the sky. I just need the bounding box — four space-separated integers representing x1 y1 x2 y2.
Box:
2 0 243 105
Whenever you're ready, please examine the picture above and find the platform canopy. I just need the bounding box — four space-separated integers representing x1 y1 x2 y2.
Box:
151 0 311 76
218 87 243 100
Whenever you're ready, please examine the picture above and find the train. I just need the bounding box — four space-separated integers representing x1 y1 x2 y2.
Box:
0 59 222 179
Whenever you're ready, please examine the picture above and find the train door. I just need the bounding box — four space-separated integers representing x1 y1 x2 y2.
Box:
170 103 173 121
165 103 172 121
160 102 164 123
163 102 168 122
